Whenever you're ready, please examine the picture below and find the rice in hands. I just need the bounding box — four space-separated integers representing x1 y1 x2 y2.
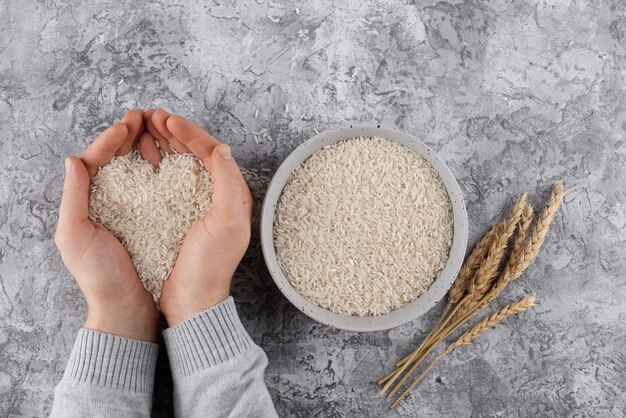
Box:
88 151 267 303
273 137 453 316
88 151 212 302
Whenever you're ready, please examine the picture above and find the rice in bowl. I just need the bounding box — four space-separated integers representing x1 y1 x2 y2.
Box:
273 136 453 316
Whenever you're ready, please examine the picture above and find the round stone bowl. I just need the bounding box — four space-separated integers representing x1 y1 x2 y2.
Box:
260 125 468 332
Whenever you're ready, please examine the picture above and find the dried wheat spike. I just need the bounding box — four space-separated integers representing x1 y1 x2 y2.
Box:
452 296 536 349
501 202 534 280
484 180 565 306
447 223 502 305
467 193 527 300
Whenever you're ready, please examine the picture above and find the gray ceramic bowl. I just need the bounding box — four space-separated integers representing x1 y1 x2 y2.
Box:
260 125 468 332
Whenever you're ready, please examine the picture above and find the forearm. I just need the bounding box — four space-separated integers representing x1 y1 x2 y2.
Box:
163 297 277 418
51 329 158 418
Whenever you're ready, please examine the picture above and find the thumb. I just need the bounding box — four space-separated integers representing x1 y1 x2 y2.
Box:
209 145 252 219
58 156 91 232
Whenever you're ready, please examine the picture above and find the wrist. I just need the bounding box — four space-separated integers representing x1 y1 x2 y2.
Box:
162 292 230 327
84 304 160 342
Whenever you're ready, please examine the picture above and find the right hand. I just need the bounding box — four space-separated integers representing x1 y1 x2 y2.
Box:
139 110 253 326
56 110 160 342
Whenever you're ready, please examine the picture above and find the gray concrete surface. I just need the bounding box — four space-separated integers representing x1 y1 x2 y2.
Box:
1 0 625 416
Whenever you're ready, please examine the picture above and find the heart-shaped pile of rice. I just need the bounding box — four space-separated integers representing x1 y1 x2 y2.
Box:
90 149 271 305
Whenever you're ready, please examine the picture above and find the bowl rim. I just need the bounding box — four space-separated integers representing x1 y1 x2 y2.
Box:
260 125 468 332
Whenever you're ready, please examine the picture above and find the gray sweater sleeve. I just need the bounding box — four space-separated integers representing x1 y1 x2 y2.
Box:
50 297 275 418
163 296 277 418
50 328 159 418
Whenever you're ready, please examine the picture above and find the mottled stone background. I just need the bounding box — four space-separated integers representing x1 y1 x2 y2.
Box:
1 0 625 416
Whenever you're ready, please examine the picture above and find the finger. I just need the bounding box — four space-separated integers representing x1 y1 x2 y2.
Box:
117 109 144 156
143 108 156 132
81 123 129 178
58 156 92 234
165 115 221 170
209 144 253 220
151 109 190 153
144 108 174 155
138 132 162 168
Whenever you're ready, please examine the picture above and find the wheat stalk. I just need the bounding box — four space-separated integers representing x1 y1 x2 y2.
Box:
424 180 565 354
383 195 527 398
381 195 525 395
378 225 502 386
426 184 559 352
390 296 537 409
385 223 504 374
442 182 562 332
378 223 508 391
380 180 565 409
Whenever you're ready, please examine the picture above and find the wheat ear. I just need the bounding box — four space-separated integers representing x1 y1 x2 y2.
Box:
447 223 502 305
482 180 565 306
466 194 527 301
501 202 533 279
390 296 537 409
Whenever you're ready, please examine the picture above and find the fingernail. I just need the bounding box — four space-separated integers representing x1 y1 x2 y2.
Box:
64 158 72 173
218 145 232 160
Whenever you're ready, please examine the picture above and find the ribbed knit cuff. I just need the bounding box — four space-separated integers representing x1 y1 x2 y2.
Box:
62 328 158 394
163 296 254 379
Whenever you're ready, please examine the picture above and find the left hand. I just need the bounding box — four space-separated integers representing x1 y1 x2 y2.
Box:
55 110 160 342
140 110 253 326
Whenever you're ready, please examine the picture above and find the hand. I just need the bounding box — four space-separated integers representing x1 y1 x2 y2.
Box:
55 110 160 342
139 109 253 326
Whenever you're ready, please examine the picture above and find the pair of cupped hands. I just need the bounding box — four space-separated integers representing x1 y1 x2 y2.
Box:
55 110 253 342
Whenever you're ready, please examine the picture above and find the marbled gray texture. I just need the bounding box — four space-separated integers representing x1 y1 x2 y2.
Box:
1 0 625 417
